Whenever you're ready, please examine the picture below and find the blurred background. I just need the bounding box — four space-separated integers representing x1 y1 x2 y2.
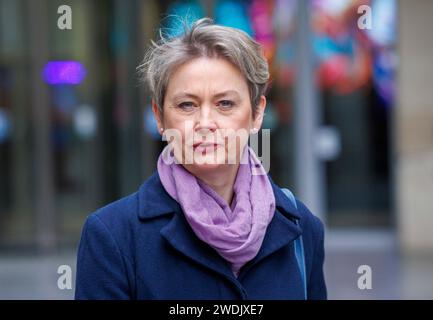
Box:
0 0 432 299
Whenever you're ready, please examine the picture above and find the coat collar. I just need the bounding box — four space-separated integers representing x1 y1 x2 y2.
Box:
137 171 181 220
137 171 302 283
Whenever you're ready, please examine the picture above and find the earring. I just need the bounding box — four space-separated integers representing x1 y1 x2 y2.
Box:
250 127 258 134
159 127 164 132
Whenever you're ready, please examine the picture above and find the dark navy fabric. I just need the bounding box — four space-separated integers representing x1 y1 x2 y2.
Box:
75 171 327 300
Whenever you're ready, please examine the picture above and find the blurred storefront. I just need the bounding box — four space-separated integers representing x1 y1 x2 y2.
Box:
0 0 426 254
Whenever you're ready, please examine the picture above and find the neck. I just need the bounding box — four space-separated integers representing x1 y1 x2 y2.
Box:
194 164 240 206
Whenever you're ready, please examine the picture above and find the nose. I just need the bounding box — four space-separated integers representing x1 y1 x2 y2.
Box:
195 105 217 134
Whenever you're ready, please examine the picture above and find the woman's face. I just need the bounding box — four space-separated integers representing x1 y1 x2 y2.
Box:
153 57 265 174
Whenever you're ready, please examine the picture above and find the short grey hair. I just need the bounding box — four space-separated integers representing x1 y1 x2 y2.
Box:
138 17 269 117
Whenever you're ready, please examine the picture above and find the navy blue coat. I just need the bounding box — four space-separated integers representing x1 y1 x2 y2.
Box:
75 171 327 300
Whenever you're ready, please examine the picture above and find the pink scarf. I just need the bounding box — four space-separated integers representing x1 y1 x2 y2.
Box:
157 145 275 277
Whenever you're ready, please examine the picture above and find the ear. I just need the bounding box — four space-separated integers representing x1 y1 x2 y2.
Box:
252 95 266 130
151 100 164 135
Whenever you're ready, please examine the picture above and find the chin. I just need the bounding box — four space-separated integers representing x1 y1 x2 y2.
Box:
191 161 224 170
184 161 230 177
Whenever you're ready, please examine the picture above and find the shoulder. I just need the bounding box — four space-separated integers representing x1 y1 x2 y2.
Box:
82 171 168 232
77 191 140 265
267 175 324 240
86 191 140 234
268 175 324 251
295 199 325 244
79 171 177 250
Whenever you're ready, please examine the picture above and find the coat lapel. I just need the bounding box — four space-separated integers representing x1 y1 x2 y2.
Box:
236 208 302 278
160 210 240 283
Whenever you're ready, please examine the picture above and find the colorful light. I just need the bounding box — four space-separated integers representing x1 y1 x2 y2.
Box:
0 108 11 143
42 61 87 85
164 1 205 38
215 0 253 36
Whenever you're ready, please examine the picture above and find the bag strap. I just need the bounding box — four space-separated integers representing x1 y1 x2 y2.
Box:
281 188 307 300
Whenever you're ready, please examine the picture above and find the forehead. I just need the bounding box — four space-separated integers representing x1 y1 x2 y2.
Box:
166 57 249 95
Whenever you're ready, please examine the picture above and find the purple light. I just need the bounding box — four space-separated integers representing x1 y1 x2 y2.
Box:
43 61 87 85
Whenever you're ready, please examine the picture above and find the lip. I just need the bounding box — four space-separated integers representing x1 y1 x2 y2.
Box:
193 142 220 150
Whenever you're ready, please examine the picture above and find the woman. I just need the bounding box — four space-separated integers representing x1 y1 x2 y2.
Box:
75 18 326 300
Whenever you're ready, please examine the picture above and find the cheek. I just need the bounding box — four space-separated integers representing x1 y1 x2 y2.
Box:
226 108 253 130
162 111 185 134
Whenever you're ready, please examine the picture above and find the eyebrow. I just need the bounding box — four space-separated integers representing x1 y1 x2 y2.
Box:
171 90 241 101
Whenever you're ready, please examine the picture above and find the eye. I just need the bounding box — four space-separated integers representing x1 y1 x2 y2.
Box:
177 101 195 110
217 100 235 108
